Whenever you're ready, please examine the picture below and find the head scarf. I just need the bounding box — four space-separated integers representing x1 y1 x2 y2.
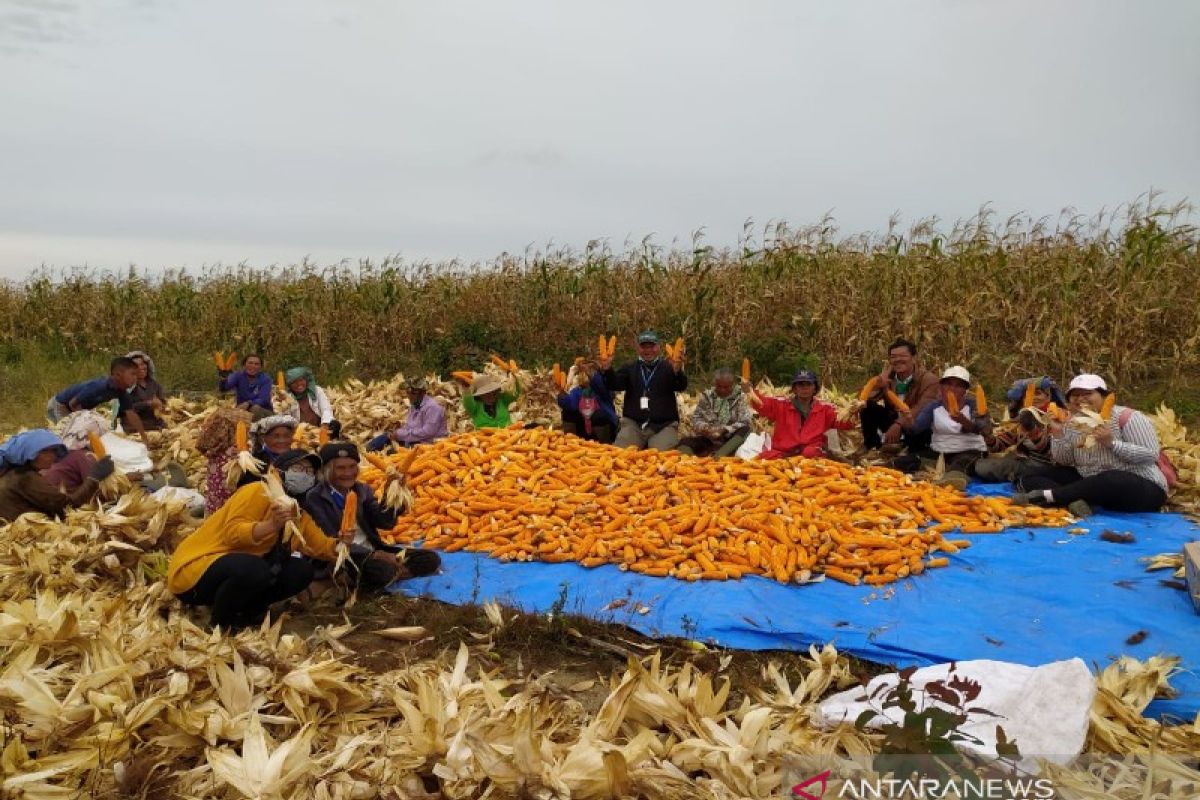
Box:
285 367 318 402
0 430 67 468
58 411 108 451
125 350 156 379
1005 377 1066 411
251 414 299 437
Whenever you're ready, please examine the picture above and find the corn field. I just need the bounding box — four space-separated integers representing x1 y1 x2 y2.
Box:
1 199 1197 398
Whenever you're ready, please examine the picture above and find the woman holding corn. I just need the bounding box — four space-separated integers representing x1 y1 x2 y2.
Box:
1011 374 1169 517
302 441 441 592
168 449 344 631
218 353 274 420
283 366 340 437
0 429 114 523
901 366 992 488
974 377 1066 484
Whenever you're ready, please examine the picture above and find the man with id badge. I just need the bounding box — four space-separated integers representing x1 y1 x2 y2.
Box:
599 330 688 450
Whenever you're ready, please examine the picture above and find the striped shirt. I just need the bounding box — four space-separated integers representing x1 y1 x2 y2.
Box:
1050 405 1167 492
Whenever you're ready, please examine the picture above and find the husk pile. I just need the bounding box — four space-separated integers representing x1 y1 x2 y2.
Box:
1 489 1199 798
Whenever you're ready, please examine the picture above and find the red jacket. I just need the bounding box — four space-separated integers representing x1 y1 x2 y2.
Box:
753 394 853 458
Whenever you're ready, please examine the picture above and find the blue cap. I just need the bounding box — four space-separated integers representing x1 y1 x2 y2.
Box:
791 369 819 385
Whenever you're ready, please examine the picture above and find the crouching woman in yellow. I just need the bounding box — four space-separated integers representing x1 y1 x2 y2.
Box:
167 449 351 632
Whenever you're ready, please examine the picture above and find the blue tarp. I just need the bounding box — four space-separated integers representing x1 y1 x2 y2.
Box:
392 482 1200 721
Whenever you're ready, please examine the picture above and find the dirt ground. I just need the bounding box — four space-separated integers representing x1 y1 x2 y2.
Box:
281 591 893 714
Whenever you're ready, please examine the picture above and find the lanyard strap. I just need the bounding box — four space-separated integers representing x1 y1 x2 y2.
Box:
639 361 660 392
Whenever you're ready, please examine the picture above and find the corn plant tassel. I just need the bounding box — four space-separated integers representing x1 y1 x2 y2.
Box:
974 385 988 416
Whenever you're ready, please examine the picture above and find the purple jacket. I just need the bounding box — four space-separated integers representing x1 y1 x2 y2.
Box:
392 398 448 445
219 370 273 409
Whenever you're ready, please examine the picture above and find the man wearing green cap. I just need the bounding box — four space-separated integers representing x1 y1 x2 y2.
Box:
599 330 688 450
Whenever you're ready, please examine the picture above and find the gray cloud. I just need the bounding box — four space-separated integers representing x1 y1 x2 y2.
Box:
0 0 1197 277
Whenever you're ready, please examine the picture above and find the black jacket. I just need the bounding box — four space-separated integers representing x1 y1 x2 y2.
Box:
301 481 400 554
602 358 688 425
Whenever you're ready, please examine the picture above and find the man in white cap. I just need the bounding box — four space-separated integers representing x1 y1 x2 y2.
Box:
899 365 992 488
1010 373 1170 517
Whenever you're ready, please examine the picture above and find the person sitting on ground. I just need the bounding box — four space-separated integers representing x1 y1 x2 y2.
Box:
0 429 114 523
218 354 274 420
557 361 618 444
366 376 448 452
1011 374 1169 517
302 441 441 594
197 408 252 514
974 377 1066 484
678 367 753 458
167 449 346 632
125 350 168 431
900 366 992 488
42 411 107 492
858 338 940 455
283 366 340 437
47 356 140 426
248 415 299 471
600 330 688 451
744 369 855 460
47 409 187 494
463 372 521 430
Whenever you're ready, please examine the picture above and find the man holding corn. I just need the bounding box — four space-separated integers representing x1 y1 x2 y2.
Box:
858 338 940 455
600 330 688 451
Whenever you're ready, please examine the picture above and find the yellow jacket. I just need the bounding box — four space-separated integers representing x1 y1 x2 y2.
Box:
167 482 338 594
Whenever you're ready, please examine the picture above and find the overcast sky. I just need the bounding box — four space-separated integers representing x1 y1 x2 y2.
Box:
1 0 1197 279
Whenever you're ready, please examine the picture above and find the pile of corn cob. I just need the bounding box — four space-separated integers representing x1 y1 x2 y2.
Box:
364 427 1074 586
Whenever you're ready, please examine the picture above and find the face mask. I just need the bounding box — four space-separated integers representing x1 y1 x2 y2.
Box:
283 469 315 495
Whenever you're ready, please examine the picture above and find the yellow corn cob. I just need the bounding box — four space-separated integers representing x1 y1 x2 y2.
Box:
340 491 358 534
945 392 960 416
741 358 751 382
884 390 910 413
607 335 617 357
398 446 420 474
1099 393 1115 419
364 452 391 472
490 354 509 370
858 377 878 402
235 421 249 451
318 425 330 446
225 352 239 371
451 370 475 384
597 334 607 359
213 351 226 369
276 371 286 391
974 385 987 416
87 432 106 458
1022 381 1036 409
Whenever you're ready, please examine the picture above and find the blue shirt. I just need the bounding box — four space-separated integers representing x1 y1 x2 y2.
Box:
219 370 274 408
54 377 131 411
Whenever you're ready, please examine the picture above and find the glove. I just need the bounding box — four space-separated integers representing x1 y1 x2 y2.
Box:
88 456 116 482
1018 409 1037 432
